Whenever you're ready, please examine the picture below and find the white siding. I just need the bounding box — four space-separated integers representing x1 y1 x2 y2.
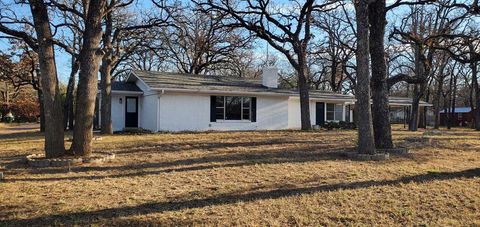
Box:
287 98 316 129
139 94 158 131
111 94 125 131
111 89 350 132
157 93 289 131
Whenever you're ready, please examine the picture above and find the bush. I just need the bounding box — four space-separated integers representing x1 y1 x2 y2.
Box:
3 113 14 123
323 121 356 130
9 95 40 122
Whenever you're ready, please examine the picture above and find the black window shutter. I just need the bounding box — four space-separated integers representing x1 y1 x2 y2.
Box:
210 96 216 122
251 97 257 122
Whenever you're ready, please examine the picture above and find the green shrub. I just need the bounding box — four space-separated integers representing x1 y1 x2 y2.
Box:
323 121 356 130
3 115 14 123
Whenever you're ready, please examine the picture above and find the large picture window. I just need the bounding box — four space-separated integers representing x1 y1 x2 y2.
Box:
326 103 343 121
215 96 252 121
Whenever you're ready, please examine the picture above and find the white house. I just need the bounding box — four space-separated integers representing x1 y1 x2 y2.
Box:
98 68 431 132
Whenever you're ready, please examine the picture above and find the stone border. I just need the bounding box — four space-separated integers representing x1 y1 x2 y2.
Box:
343 152 390 161
377 147 409 155
423 130 442 136
26 153 115 167
405 136 432 144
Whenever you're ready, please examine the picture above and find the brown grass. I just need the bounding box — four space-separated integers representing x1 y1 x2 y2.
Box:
0 124 479 226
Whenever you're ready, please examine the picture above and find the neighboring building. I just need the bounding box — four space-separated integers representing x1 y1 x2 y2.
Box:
440 107 474 127
97 68 431 132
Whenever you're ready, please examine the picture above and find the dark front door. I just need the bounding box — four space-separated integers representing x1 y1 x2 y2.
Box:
316 102 325 126
125 97 138 128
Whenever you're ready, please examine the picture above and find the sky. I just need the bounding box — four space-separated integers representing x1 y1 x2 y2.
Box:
0 0 467 84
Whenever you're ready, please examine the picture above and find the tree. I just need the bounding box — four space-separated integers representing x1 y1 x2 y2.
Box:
311 6 356 93
353 0 376 154
0 50 41 123
71 0 106 156
162 5 252 75
368 0 435 148
368 0 393 148
28 0 65 158
99 0 173 134
390 3 465 131
194 0 339 130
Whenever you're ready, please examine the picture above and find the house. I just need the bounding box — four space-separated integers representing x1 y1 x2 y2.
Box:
97 68 432 132
440 107 475 127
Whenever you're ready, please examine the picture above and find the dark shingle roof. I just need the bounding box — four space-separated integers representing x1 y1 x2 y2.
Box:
111 81 142 92
130 70 355 100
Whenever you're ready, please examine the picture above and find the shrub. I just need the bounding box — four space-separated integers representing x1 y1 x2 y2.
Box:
9 95 40 122
3 113 14 123
323 121 356 130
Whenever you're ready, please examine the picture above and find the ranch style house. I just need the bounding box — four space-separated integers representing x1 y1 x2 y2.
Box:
95 68 431 132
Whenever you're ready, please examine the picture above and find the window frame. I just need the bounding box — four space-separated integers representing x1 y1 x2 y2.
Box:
215 96 252 122
326 103 344 122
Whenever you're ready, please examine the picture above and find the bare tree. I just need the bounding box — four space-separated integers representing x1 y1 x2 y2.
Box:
389 4 465 131
28 0 65 157
71 0 106 156
161 5 252 75
311 6 355 93
194 0 339 130
99 0 174 134
353 0 376 154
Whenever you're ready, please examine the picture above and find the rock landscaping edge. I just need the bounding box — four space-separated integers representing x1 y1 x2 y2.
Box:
343 152 390 161
26 153 116 167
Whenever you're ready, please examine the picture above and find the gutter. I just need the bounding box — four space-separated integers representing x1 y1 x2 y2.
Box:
150 87 356 101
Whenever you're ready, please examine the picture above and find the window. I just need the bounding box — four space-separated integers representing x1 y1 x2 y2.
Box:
215 96 252 121
326 103 343 121
126 98 137 113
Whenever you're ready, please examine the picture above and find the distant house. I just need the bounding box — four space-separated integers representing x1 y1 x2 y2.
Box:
97 68 431 132
440 107 474 127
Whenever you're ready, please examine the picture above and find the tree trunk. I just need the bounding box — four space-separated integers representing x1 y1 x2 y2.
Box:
468 73 475 129
100 59 113 134
29 0 65 158
449 74 457 128
409 84 421 131
64 60 78 130
472 62 480 131
37 89 45 132
418 106 425 128
368 0 393 149
71 0 105 156
433 78 443 129
297 50 312 130
100 8 113 135
408 44 427 131
354 0 376 154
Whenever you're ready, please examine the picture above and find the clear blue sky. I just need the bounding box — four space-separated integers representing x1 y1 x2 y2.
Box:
0 0 435 84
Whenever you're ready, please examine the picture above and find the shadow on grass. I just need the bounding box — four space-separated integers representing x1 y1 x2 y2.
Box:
2 168 479 226
8 147 352 182
95 138 340 155
0 131 44 140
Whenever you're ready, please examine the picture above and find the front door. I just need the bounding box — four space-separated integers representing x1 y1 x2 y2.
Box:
125 97 138 128
316 102 325 126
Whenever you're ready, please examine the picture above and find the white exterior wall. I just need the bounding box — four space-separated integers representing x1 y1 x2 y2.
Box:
110 87 350 132
111 93 143 132
157 93 289 131
111 94 125 131
139 93 158 131
287 98 318 129
287 98 347 129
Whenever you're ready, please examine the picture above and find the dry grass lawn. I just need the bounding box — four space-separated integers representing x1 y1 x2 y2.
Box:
0 124 479 226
